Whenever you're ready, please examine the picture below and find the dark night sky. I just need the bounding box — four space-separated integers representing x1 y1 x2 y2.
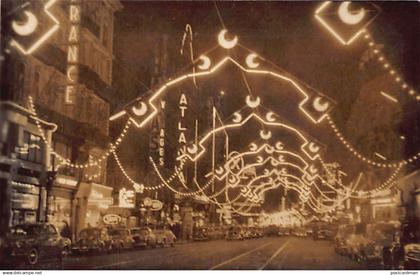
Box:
109 1 419 209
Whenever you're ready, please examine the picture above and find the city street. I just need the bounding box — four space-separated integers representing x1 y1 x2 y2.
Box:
62 237 362 270
1 1 419 272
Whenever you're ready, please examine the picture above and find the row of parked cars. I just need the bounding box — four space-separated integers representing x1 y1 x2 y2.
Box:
0 223 176 267
72 226 176 254
334 221 419 269
225 226 264 240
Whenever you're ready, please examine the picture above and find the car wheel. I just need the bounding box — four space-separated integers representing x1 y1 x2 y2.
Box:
170 240 175 247
160 239 166 248
27 248 39 265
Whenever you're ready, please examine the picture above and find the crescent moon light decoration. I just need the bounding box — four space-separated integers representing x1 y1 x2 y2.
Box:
217 29 238 49
338 2 365 25
265 146 275 154
313 97 330 112
12 11 38 36
197 55 211 70
266 112 276 122
275 142 284 150
132 102 148 117
249 143 258 151
246 53 260 68
246 96 261 108
260 130 272 140
232 112 242 123
256 156 264 163
215 167 224 175
308 142 320 153
309 165 318 174
187 144 198 154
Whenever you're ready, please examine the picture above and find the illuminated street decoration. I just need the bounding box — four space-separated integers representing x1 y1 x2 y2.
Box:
119 188 136 208
198 55 211 70
177 111 325 162
217 29 238 49
9 0 60 55
326 115 420 168
109 37 337 127
337 2 365 26
245 53 260 69
362 32 420 101
314 1 380 45
65 0 81 104
104 28 413 217
28 96 131 169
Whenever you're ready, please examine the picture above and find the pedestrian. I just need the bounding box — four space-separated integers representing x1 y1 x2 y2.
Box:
61 220 72 240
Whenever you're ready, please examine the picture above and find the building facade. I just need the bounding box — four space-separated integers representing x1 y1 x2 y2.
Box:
0 0 122 239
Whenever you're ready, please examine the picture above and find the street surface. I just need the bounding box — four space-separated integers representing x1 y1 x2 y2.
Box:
61 237 362 270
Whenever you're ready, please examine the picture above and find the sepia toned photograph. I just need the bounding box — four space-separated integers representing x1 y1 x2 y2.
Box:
0 0 419 272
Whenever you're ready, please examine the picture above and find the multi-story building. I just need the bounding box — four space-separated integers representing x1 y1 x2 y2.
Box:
0 0 122 239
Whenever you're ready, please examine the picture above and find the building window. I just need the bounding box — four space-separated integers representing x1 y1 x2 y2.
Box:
17 131 43 164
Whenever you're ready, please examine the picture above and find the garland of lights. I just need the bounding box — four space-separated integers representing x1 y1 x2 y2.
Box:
112 151 165 191
363 31 419 101
326 115 419 168
28 96 131 169
150 157 215 196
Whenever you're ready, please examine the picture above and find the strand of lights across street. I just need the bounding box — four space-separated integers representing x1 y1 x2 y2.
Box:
326 115 419 167
363 31 420 101
28 96 131 168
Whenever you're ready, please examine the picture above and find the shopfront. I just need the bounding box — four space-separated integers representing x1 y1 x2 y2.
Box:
75 182 113 236
47 174 78 238
10 179 41 225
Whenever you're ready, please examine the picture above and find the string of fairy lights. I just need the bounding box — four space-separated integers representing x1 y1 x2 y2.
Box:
363 31 420 102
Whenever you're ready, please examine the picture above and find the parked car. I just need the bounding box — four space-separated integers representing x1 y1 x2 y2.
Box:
130 227 157 248
293 227 308 237
385 218 419 269
207 226 225 240
313 229 331 240
226 226 244 240
358 222 399 265
72 227 112 254
153 226 176 247
0 223 70 266
404 243 420 270
334 224 356 256
248 227 262 238
263 225 279 237
193 227 209 241
108 227 135 250
278 227 291 237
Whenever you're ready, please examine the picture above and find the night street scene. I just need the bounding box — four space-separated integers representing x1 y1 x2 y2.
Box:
0 0 419 272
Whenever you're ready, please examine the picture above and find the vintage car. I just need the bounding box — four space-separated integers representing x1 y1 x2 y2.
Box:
130 227 157 248
226 226 244 241
108 227 135 250
193 227 209 241
278 227 291 237
404 243 420 270
0 223 70 266
72 227 112 254
207 226 225 240
334 224 356 256
153 227 176 247
263 225 279 237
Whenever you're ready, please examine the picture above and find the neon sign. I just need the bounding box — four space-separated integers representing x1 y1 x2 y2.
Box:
119 188 135 208
65 0 81 104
